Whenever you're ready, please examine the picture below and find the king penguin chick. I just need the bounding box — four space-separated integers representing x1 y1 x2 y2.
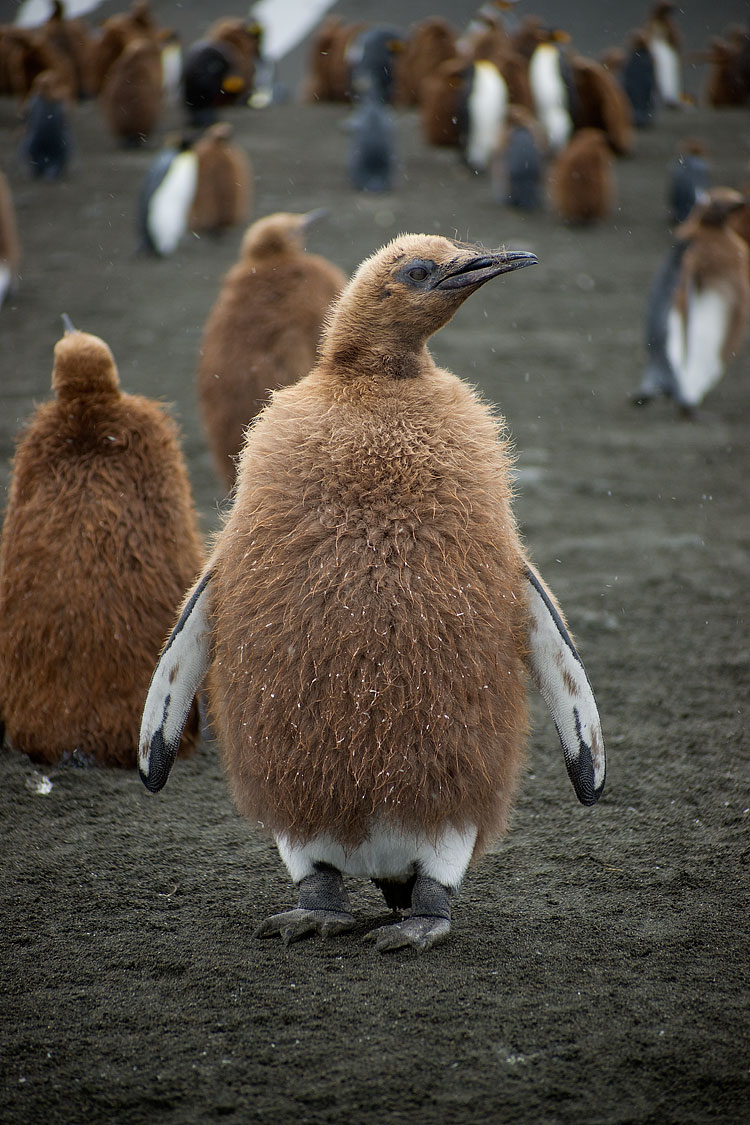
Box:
100 35 163 146
0 323 204 768
138 138 198 256
549 128 615 224
657 188 749 414
0 171 21 308
189 123 252 234
140 234 606 953
21 69 72 179
197 211 347 491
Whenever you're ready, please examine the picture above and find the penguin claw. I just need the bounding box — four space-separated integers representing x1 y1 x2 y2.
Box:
367 916 451 953
254 908 356 945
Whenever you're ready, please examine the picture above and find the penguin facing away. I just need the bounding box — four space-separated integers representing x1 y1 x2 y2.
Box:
668 139 711 226
138 139 198 256
549 128 615 224
0 324 205 768
189 122 252 233
21 69 72 179
491 103 543 209
100 35 163 146
622 30 657 127
141 233 606 953
347 91 396 191
197 211 347 491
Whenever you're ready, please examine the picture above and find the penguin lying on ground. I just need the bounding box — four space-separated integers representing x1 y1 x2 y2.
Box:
197 211 346 491
140 233 606 953
0 322 204 768
635 188 750 414
137 138 198 256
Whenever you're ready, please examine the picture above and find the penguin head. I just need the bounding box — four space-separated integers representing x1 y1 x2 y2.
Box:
324 233 537 360
677 187 746 237
52 328 120 401
240 211 325 260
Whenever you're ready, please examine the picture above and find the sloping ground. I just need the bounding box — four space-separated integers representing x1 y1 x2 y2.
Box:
1 2 749 1122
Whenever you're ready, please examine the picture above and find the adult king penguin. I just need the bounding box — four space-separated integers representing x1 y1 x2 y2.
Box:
197 211 346 491
140 234 606 952
137 138 198 256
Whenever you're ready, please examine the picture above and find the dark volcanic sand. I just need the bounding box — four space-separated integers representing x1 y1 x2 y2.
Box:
1 2 749 1123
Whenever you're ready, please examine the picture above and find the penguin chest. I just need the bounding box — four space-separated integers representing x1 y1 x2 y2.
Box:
147 153 198 255
209 421 529 843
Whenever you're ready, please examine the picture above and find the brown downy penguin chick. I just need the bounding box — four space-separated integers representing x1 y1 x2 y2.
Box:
549 127 615 224
666 188 750 413
0 324 204 768
570 53 634 156
189 123 252 234
0 170 21 308
197 211 346 491
420 57 470 146
100 35 162 145
303 18 366 103
140 234 605 953
40 0 95 100
392 17 457 106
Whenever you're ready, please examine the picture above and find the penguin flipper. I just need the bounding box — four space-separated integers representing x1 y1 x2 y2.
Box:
139 569 214 793
522 562 606 806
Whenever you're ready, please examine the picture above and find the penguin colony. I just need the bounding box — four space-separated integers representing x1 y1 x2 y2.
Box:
0 2 748 955
0 326 204 768
141 234 605 951
197 212 346 491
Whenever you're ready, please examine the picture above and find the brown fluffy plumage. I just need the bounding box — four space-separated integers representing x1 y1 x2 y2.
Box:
420 57 468 146
549 127 615 223
0 329 204 767
189 123 252 233
303 18 365 103
207 234 532 855
197 212 346 491
0 171 21 302
100 36 162 144
393 18 457 106
571 54 634 155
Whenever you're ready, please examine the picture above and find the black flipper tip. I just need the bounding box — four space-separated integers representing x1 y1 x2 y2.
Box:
139 729 177 793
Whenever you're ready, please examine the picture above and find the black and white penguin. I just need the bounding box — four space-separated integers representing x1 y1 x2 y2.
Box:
646 1 682 108
528 28 576 152
347 91 396 192
182 38 239 127
462 59 509 173
667 139 711 225
137 138 198 256
491 104 543 209
347 25 405 103
140 233 605 953
21 70 72 179
636 189 750 414
621 30 656 127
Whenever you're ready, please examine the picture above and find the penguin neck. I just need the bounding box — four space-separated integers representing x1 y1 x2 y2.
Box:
318 312 432 383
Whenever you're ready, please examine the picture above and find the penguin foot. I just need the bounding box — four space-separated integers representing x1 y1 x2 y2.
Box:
254 908 356 946
368 915 451 953
368 872 452 952
255 863 356 944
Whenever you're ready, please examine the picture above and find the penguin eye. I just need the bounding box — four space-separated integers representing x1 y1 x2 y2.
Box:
398 259 435 287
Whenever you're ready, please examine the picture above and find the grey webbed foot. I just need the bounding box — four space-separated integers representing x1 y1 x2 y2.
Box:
367 871 453 954
255 908 356 945
254 862 355 945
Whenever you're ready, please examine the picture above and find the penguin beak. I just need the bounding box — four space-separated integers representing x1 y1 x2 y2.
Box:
61 313 76 334
302 208 329 229
436 250 537 291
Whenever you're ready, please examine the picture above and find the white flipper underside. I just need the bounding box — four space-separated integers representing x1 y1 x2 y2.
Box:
138 569 213 792
523 562 606 805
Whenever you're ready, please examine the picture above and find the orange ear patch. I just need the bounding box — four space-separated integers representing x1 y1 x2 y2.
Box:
222 75 245 94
